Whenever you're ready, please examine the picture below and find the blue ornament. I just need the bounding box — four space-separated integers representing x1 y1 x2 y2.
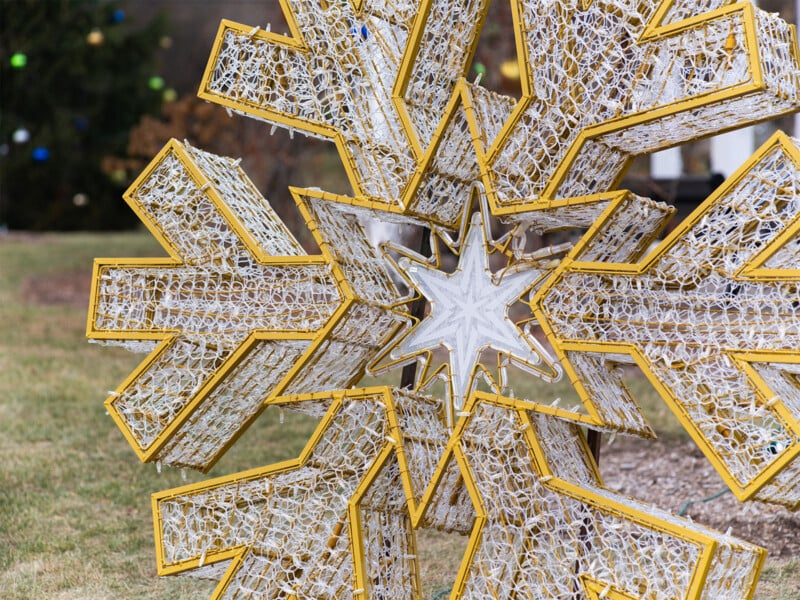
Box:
111 8 125 23
31 147 50 162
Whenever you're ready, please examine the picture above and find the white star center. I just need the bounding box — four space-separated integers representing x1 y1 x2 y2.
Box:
393 212 560 412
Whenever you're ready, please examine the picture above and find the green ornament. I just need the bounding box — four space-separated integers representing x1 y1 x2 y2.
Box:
110 168 127 183
10 53 27 69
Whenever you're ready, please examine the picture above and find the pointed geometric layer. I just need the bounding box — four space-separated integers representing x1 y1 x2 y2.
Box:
466 0 800 223
199 0 489 227
87 140 404 471
433 393 765 599
152 388 437 600
384 210 562 419
150 384 766 599
534 132 800 507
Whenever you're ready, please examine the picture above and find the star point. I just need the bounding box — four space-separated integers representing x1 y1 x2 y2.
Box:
391 211 561 413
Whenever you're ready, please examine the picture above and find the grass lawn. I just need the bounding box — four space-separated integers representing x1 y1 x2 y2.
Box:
0 231 797 598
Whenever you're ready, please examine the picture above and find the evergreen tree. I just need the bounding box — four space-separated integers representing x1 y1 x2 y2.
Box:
0 0 167 230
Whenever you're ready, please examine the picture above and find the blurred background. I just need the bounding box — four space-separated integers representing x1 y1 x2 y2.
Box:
1 0 350 234
2 0 797 234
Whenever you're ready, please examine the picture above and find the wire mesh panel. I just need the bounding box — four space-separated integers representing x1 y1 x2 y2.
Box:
86 0 800 597
88 141 405 470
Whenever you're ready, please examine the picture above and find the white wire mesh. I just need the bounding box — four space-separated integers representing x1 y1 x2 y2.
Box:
561 349 653 434
296 191 402 306
202 0 487 225
93 262 339 335
183 144 306 257
407 102 482 227
453 400 764 599
155 391 422 599
90 141 405 470
538 136 800 505
470 0 800 222
279 302 405 399
157 339 311 468
86 0 800 596
358 455 421 600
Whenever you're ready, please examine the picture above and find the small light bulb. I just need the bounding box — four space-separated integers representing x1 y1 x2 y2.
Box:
87 28 104 46
12 128 30 144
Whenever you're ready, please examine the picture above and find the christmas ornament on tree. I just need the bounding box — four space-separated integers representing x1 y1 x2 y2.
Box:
0 0 165 230
31 147 50 162
147 76 164 91
9 52 26 69
86 28 104 46
12 129 30 144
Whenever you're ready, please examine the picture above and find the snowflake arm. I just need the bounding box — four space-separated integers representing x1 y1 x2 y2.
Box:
534 131 800 507
152 387 438 599
462 0 800 220
87 140 404 471
429 392 766 599
198 0 491 227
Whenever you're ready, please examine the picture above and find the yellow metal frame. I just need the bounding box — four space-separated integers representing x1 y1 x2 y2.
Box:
197 0 800 229
467 0 800 217
530 131 800 504
373 188 665 432
736 133 800 280
152 387 419 598
434 391 766 600
151 387 767 598
198 1 490 229
87 140 404 470
581 578 645 600
95 0 800 595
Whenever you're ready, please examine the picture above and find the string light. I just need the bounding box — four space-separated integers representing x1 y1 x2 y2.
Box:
9 53 27 68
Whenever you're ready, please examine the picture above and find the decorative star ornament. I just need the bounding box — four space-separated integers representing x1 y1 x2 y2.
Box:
87 0 800 596
388 210 562 417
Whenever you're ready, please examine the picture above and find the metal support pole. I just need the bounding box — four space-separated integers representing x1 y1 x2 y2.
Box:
400 227 432 389
587 428 601 463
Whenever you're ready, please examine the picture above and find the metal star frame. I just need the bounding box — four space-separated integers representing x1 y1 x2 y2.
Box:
87 0 800 597
376 208 562 420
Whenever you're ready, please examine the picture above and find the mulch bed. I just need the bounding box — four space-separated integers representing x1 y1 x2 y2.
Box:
600 435 800 558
